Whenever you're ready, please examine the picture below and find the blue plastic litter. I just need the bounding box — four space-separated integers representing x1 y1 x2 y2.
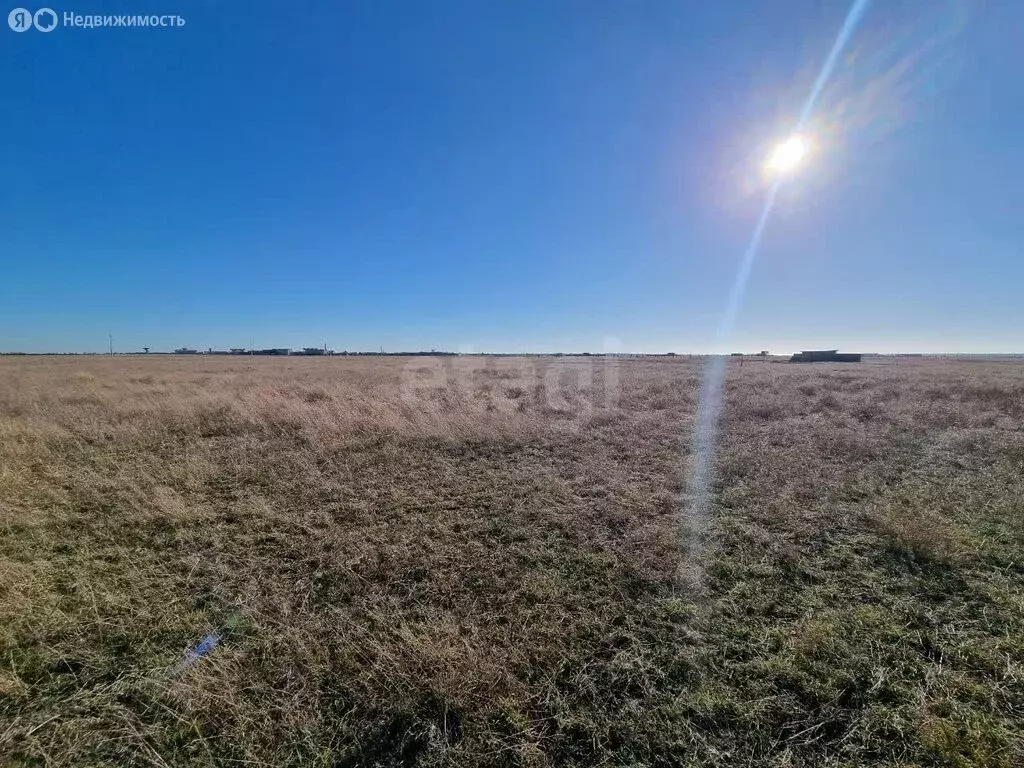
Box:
171 632 223 676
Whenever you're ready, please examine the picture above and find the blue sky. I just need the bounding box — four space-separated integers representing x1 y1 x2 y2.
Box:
3 0 1021 353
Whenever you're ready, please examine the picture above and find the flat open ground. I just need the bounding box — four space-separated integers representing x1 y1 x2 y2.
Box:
1 355 1022 766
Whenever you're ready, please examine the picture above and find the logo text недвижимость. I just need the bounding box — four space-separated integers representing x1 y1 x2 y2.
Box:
8 8 185 31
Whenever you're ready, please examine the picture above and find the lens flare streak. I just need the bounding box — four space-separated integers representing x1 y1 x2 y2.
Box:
683 0 872 588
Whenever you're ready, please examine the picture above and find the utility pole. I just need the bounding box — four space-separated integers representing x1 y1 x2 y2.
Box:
109 333 113 356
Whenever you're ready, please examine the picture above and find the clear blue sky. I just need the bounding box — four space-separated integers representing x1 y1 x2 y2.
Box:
3 0 1021 353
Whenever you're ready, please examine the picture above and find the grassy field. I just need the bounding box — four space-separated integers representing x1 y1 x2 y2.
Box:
1 355 1022 766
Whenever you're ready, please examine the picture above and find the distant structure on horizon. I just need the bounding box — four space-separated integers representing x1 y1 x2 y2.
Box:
789 349 862 363
168 347 341 356
164 346 469 357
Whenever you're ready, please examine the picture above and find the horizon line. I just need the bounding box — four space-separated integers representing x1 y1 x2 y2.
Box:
2 350 1023 358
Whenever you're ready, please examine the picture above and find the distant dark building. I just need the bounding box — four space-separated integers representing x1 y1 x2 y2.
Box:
789 349 862 363
299 347 327 356
174 347 198 354
758 350 769 356
252 348 291 356
230 348 248 355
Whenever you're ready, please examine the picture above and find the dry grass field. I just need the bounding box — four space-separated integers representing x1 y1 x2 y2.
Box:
1 355 1022 766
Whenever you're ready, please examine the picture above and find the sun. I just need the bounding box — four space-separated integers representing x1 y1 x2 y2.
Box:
765 134 811 176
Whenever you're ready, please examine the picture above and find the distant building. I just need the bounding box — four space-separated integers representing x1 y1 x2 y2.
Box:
252 348 291 356
174 347 198 354
789 349 862 363
230 348 248 355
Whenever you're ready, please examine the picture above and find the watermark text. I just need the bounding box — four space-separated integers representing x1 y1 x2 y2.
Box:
8 7 185 31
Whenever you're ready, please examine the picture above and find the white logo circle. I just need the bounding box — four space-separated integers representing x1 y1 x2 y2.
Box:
33 7 57 31
8 7 32 31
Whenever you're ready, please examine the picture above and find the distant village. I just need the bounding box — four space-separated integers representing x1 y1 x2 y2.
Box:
155 347 859 361
174 347 329 356
154 347 857 361
12 347 1008 361
167 347 455 356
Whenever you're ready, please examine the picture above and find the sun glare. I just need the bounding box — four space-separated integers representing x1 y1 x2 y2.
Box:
765 134 811 176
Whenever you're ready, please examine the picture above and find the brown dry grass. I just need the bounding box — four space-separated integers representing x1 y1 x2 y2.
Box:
1 355 1022 766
